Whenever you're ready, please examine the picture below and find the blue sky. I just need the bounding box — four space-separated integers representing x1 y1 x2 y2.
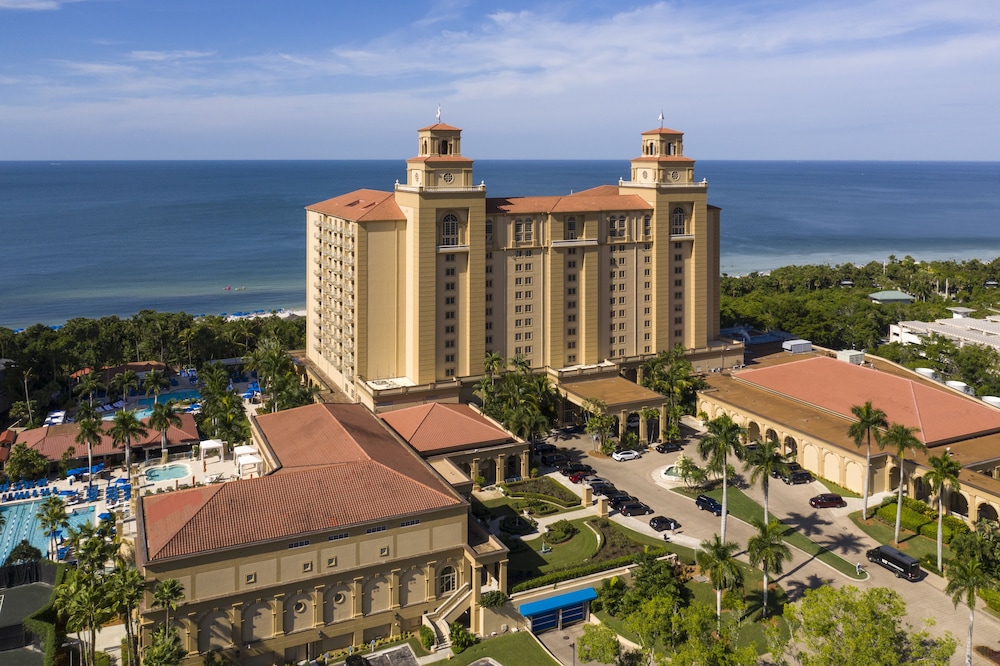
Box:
1 0 998 160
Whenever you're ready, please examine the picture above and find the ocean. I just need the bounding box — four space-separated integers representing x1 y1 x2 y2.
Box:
2 160 999 329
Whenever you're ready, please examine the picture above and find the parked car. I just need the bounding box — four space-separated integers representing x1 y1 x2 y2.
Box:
540 453 567 467
655 441 682 453
695 494 723 516
612 449 642 462
609 493 639 510
649 515 680 531
619 502 653 516
782 469 813 485
583 475 610 486
533 442 557 455
772 462 801 478
558 462 593 476
809 493 846 508
626 415 641 427
568 471 589 484
589 482 616 497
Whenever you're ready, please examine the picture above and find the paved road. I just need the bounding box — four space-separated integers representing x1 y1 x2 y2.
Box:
538 427 1000 665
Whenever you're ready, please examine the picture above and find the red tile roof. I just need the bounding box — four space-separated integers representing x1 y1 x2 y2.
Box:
12 413 200 461
140 404 463 562
418 123 461 131
380 403 512 455
486 190 651 216
735 356 1000 445
306 189 404 223
641 127 683 135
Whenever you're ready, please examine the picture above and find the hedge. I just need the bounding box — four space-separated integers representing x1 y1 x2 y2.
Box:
980 587 1000 614
511 547 668 593
875 498 970 544
22 563 66 666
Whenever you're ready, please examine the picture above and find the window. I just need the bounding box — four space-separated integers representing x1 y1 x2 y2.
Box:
567 314 577 322
444 340 455 348
445 268 456 276
567 260 577 268
610 323 617 331
643 215 651 237
619 297 626 304
485 336 492 344
618 323 626 331
568 355 576 363
445 296 455 305
515 263 523 272
644 269 651 276
442 213 459 245
671 208 686 235
485 279 492 288
567 287 576 295
568 328 576 336
674 254 682 261
515 305 522 313
514 333 522 341
485 265 493 273
524 221 533 242
619 335 626 343
674 267 682 274
525 318 532 326
525 304 532 312
302 562 313 573
439 566 457 595
644 307 651 314
401 519 421 527
619 270 626 278
445 353 455 362
566 217 577 239
380 546 389 557
674 304 683 312
568 341 577 349
485 219 493 243
524 346 532 354
618 258 626 266
515 291 523 299
445 325 455 333
675 329 682 337
515 319 522 327
515 277 523 285
366 525 387 534
445 311 456 319
485 321 493 330
445 253 456 261
525 277 532 285
675 317 683 324
619 309 625 317
567 274 577 282
610 284 616 292
644 320 651 327
675 291 683 299
645 281 651 289
445 281 456 290
525 332 532 340
674 280 683 287
645 294 652 301
485 293 492 302
525 263 532 271
568 248 576 255
567 301 576 309
644 332 651 340
288 540 311 549
445 368 455 377
328 532 349 541
644 256 651 264
327 556 338 568
245 573 257 584
675 242 682 249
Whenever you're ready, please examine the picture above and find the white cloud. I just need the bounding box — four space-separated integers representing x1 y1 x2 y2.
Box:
129 50 216 62
0 0 81 9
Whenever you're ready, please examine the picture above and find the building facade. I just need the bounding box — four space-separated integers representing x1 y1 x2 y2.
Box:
305 122 726 410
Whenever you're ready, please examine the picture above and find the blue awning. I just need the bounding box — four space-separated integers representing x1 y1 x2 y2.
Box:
518 587 597 617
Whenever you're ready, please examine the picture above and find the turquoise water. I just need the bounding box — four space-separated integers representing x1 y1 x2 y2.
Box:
144 463 191 482
0 501 94 562
138 389 201 406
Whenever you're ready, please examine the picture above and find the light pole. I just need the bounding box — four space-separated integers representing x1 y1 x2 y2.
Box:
569 641 576 666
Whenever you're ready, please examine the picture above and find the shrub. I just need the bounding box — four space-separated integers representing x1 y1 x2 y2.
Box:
980 587 1000 614
875 499 970 543
419 625 436 651
449 622 475 654
480 590 507 608
502 478 581 506
511 548 668 593
498 515 535 535
546 519 578 543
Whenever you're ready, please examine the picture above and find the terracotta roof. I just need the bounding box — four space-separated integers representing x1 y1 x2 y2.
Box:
380 403 512 455
141 404 463 562
734 356 1000 445
418 122 461 131
306 189 404 223
641 127 683 135
629 156 694 163
486 191 651 216
561 376 664 411
406 156 475 164
12 413 199 462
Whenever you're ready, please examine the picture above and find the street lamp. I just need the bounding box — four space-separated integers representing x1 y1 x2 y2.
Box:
569 641 576 666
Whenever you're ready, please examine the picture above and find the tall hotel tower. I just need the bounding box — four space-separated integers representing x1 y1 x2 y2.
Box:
305 122 728 410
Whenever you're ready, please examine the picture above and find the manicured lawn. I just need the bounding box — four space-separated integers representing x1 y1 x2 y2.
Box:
675 486 865 579
518 518 599 573
850 512 952 568
446 630 559 665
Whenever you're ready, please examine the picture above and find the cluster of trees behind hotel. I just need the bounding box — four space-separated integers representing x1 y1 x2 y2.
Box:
721 256 1000 396
1 310 306 429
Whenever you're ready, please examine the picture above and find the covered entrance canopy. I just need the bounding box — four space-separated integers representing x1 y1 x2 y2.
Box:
519 587 597 633
559 376 667 441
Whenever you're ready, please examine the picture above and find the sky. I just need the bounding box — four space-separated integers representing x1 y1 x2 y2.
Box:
1 0 998 160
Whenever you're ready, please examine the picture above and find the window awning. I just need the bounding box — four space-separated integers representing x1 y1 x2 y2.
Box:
518 587 596 616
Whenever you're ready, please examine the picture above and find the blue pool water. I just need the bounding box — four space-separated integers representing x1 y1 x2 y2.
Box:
138 389 201 406
0 501 94 562
144 463 192 482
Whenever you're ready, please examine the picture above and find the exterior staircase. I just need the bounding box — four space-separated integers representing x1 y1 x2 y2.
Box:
424 582 472 650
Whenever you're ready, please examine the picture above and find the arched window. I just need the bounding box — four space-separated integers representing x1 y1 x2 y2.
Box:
566 216 577 240
439 565 457 595
441 214 459 246
422 140 428 155
671 207 686 235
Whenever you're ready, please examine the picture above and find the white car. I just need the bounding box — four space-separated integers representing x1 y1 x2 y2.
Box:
612 449 642 462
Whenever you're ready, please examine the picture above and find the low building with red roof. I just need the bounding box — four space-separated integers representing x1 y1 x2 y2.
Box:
136 403 507 665
698 350 1000 524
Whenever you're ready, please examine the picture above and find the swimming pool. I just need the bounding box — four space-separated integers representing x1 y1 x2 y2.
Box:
144 463 192 482
138 389 201 407
0 501 94 563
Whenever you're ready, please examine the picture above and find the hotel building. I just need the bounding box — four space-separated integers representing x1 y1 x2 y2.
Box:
304 122 733 412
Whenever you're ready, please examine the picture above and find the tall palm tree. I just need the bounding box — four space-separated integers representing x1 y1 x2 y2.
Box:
483 351 505 387
142 369 170 403
37 495 68 560
148 401 182 462
111 369 139 406
73 371 105 408
880 422 926 544
247 335 292 408
744 438 788 523
153 578 185 630
510 353 531 374
583 398 615 454
847 401 888 519
925 451 963 571
946 555 994 666
697 414 747 541
74 403 104 492
696 535 743 630
109 560 144 666
109 409 148 473
747 518 792 619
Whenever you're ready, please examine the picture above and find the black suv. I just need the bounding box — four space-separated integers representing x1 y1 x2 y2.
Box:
655 441 682 453
649 515 680 531
540 452 567 467
695 494 723 515
608 493 638 510
782 469 813 485
773 462 802 478
558 462 593 476
619 502 653 517
590 482 616 497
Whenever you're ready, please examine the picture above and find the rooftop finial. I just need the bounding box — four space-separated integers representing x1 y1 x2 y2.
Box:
658 110 664 128
436 104 442 123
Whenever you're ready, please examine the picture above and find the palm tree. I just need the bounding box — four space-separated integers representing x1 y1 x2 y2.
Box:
880 422 926 544
583 398 616 454
510 353 531 374
142 369 170 403
109 409 148 474
640 406 660 444
74 403 104 492
847 401 888 519
696 535 743 630
946 555 994 666
37 495 68 560
148 401 182 462
744 438 788 523
111 369 139 406
747 518 792 619
109 560 144 666
483 351 505 388
925 451 963 571
153 578 185 630
697 414 747 541
246 335 292 408
73 371 105 407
